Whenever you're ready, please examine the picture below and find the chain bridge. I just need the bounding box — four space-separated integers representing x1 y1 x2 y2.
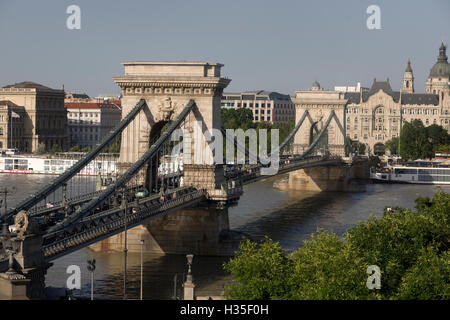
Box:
0 62 368 299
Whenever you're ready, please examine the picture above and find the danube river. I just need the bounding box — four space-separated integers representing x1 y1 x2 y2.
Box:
1 174 449 299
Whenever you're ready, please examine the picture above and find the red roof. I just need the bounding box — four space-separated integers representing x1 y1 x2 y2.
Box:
65 102 122 110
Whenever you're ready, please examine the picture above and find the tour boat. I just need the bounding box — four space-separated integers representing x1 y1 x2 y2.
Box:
370 164 450 185
0 155 117 176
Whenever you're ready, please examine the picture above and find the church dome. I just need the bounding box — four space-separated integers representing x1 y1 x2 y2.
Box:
429 42 450 78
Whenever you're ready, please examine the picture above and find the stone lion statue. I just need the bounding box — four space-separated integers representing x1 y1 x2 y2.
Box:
14 210 40 237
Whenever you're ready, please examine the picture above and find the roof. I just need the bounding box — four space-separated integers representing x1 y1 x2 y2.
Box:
405 59 413 73
65 102 122 110
3 81 55 90
222 90 291 101
66 92 90 99
343 79 439 106
401 93 439 105
429 42 450 78
365 80 400 102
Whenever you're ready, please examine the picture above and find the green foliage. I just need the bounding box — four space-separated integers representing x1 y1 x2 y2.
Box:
69 145 80 152
223 191 450 300
385 137 399 155
288 231 377 300
400 120 450 160
50 144 62 155
436 144 450 153
104 134 121 153
223 237 293 300
395 248 450 300
220 108 294 158
347 138 367 155
36 142 46 155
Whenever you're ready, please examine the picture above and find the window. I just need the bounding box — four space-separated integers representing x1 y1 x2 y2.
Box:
0 127 3 135
353 134 358 139
363 134 368 140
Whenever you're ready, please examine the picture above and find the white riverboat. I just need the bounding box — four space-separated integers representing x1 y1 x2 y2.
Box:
0 155 118 176
370 164 450 185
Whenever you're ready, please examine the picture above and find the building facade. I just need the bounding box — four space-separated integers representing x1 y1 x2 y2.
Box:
221 90 295 124
0 100 26 150
0 82 68 153
293 43 450 155
65 101 122 149
426 42 450 95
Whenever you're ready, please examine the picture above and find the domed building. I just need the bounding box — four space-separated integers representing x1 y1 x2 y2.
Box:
426 42 450 96
292 42 450 156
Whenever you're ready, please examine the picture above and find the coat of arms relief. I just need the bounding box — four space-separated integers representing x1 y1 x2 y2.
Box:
157 97 179 121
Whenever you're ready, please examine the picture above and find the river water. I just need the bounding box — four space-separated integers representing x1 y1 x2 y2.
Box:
1 173 449 299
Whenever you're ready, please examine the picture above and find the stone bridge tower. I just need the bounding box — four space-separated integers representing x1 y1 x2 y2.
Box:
90 62 242 256
113 61 231 198
292 82 348 157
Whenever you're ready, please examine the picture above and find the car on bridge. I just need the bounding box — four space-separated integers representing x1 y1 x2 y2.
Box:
135 188 149 198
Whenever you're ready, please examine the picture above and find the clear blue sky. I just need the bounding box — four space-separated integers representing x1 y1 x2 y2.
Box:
0 0 449 97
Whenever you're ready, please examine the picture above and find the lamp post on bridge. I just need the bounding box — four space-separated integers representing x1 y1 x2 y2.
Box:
122 188 128 300
140 239 144 300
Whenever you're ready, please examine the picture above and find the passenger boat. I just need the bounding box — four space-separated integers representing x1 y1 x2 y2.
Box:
0 155 117 176
370 163 450 185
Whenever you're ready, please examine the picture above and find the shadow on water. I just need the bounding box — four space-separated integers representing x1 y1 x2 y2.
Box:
69 252 231 300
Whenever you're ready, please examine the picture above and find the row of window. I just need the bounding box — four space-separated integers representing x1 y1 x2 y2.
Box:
69 127 98 133
68 112 99 118
71 134 99 141
346 107 447 115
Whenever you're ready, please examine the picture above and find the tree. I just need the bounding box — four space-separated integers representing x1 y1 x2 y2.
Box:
50 144 62 155
36 142 46 155
396 248 450 300
426 124 450 152
223 237 294 300
385 137 399 155
222 191 450 300
400 120 430 159
288 230 376 300
400 120 450 159
69 145 80 152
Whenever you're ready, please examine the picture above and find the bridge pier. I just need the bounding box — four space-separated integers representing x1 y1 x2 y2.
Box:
89 206 242 256
0 217 51 300
274 159 369 192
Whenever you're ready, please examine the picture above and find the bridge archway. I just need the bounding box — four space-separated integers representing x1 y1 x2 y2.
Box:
309 122 328 154
145 120 169 192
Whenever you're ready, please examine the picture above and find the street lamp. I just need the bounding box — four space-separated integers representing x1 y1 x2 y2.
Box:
122 189 128 300
186 254 194 282
87 259 96 300
140 239 145 300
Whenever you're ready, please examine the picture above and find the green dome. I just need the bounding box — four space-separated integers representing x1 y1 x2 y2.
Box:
429 42 450 78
